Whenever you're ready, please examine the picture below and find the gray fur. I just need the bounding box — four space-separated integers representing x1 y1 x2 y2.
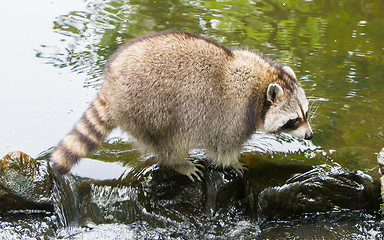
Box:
51 31 313 179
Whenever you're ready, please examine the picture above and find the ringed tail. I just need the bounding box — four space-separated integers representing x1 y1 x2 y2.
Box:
50 94 115 174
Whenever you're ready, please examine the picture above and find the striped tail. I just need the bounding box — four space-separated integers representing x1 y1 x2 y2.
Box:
51 94 115 174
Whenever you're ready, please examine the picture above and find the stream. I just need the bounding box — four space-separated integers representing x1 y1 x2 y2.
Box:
1 0 384 239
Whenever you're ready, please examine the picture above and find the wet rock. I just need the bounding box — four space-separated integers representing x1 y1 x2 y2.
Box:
258 210 384 239
378 147 384 212
0 211 57 239
57 223 134 239
0 151 54 212
254 164 380 220
77 163 244 226
69 152 382 227
48 152 383 239
80 181 147 224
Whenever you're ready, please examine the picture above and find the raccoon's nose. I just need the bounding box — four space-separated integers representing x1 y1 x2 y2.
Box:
304 131 313 140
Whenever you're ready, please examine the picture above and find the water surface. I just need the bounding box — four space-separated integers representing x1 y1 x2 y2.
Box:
35 0 384 170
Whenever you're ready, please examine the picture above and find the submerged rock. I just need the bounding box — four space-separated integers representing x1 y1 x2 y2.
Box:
0 211 57 239
0 149 377 239
254 164 380 220
61 152 381 227
0 151 54 212
77 163 244 226
57 223 135 239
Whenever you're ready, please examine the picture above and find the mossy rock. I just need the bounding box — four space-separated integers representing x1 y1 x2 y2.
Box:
0 151 54 212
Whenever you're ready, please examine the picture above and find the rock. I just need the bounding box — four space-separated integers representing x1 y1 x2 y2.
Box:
70 152 382 225
77 163 244 225
81 181 146 224
377 147 384 212
0 151 54 212
253 164 380 220
56 223 134 239
0 211 57 239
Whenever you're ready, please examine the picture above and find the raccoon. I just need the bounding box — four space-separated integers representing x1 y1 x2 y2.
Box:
51 31 313 181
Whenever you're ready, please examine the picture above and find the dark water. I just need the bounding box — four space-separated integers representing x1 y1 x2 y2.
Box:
1 0 384 239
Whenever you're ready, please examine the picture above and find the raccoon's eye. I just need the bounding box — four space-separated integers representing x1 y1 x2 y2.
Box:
279 117 301 131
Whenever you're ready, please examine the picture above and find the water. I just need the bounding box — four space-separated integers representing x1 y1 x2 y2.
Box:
1 0 384 239
0 0 95 158
34 0 384 170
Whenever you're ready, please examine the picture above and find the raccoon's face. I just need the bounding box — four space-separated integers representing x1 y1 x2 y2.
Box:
262 80 313 140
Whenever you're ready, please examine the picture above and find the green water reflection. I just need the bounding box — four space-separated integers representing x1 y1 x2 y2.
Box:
38 0 384 170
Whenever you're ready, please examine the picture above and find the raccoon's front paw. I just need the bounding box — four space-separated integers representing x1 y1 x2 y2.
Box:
172 160 204 182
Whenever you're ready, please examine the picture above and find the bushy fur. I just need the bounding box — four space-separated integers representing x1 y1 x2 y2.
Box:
51 31 312 179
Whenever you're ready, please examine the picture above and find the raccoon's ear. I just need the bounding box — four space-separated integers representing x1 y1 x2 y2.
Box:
283 66 296 79
267 83 284 103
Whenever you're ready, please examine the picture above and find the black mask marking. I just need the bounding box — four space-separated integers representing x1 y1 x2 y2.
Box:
277 117 302 132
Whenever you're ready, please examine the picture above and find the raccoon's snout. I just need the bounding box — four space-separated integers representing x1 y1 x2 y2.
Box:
285 123 313 140
304 131 313 140
292 129 313 140
304 122 313 140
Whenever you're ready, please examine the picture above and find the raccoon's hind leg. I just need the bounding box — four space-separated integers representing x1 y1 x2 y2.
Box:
169 158 204 182
156 147 204 182
208 150 246 176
